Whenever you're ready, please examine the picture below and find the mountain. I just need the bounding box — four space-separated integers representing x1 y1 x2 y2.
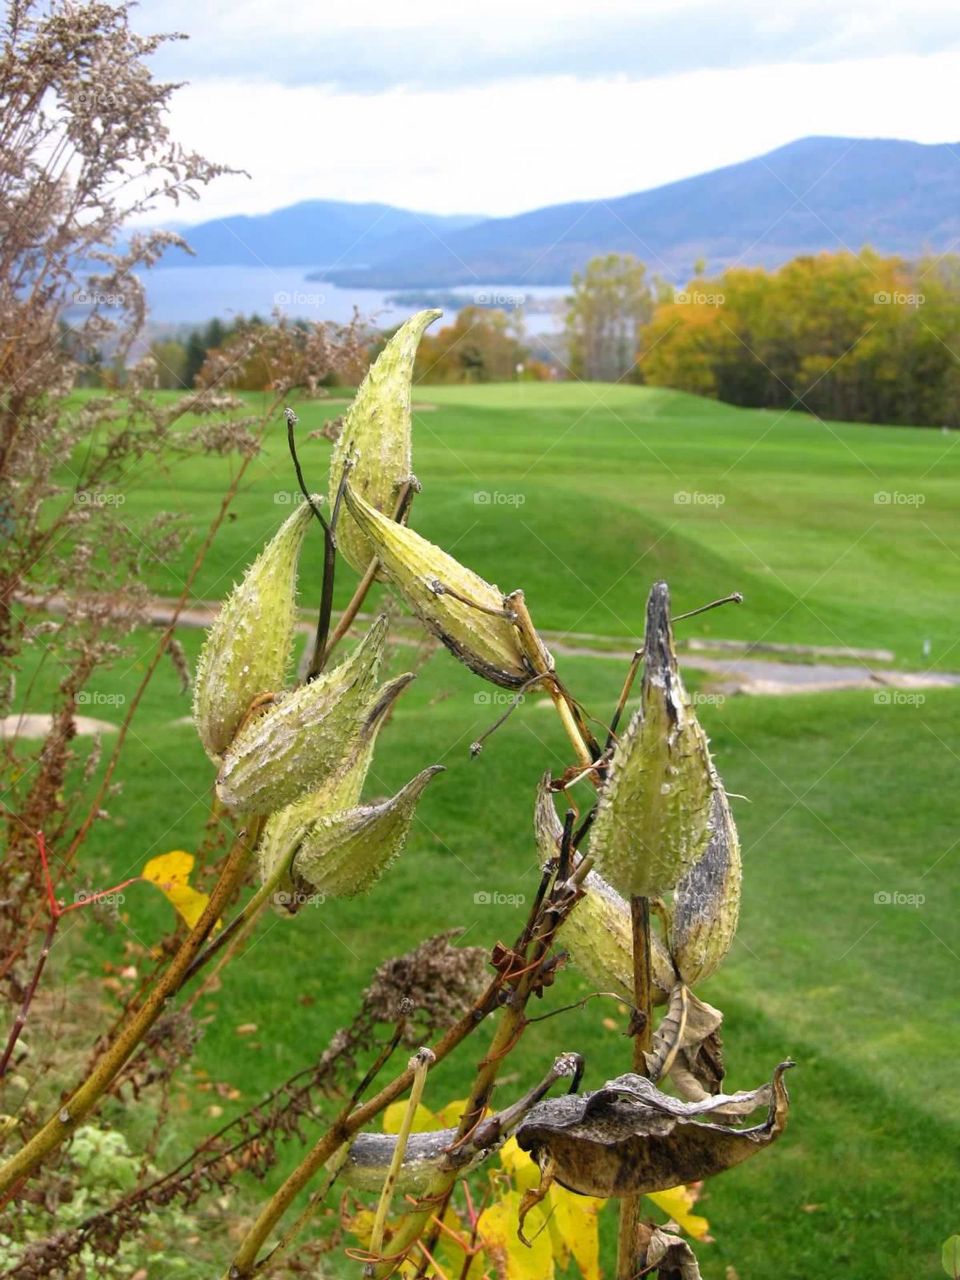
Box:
157 137 960 296
160 200 482 270
315 137 960 286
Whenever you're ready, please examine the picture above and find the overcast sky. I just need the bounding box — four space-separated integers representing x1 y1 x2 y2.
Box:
133 0 960 222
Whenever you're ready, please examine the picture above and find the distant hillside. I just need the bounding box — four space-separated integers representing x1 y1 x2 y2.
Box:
317 137 960 286
156 137 960 296
161 200 481 270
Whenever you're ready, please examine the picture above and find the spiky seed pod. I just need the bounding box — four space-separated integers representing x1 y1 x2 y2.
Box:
216 617 388 814
589 581 714 899
668 785 742 985
257 672 415 899
330 309 441 574
343 484 552 689
292 766 444 901
193 499 317 761
557 871 674 1008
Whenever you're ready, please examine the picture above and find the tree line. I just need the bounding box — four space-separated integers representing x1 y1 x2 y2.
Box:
562 249 960 427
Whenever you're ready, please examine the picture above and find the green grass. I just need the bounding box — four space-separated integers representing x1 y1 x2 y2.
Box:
70 381 960 667
12 383 959 1277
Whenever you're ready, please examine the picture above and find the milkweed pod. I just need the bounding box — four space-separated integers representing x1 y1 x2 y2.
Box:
256 672 415 897
343 484 552 689
589 582 714 898
216 617 388 814
557 871 674 1007
668 785 742 985
330 309 441 573
292 765 444 901
534 770 565 865
515 1061 792 1200
193 499 317 761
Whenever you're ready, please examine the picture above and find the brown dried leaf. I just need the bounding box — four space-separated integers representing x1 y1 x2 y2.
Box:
515 1061 792 1199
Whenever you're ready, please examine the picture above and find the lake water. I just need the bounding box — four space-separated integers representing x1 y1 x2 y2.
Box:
139 266 567 336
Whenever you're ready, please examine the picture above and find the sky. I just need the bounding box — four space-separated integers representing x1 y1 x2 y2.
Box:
133 0 960 223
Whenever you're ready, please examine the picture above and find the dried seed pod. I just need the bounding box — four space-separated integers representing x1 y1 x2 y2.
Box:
668 785 742 985
193 499 316 761
330 309 441 573
256 672 415 897
216 617 387 814
292 765 444 901
556 871 674 1007
515 1061 793 1199
589 581 714 898
343 484 552 689
534 770 565 864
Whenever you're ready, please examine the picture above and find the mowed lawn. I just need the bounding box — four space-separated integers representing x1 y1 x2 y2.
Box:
16 383 960 1278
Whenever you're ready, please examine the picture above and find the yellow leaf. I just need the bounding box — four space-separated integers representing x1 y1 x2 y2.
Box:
142 849 194 887
382 1101 440 1135
435 1097 469 1129
549 1186 604 1280
476 1190 554 1280
500 1137 539 1193
646 1184 711 1240
141 850 218 931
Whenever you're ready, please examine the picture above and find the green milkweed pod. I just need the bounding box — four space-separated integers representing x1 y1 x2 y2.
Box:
193 499 317 761
216 617 388 814
330 309 441 574
533 774 674 1004
589 581 714 899
668 785 742 985
256 672 415 900
557 871 674 1008
291 765 444 901
343 484 552 689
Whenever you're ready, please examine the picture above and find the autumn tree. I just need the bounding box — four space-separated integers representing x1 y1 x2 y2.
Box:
564 253 654 382
413 306 536 383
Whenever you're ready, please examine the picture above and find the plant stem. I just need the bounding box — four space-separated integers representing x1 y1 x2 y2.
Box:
367 1048 435 1272
0 827 256 1200
225 978 503 1277
312 477 416 674
0 913 57 1080
616 894 654 1280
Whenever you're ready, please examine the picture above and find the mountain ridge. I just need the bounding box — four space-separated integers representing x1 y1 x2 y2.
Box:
161 137 960 287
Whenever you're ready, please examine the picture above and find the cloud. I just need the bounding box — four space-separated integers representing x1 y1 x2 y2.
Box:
135 0 960 91
149 53 960 223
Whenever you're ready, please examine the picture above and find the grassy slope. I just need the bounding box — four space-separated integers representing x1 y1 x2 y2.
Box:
19 383 958 1277
90 382 959 667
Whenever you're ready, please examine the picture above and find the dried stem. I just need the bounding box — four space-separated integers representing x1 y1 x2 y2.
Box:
0 823 260 1201
616 893 654 1280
